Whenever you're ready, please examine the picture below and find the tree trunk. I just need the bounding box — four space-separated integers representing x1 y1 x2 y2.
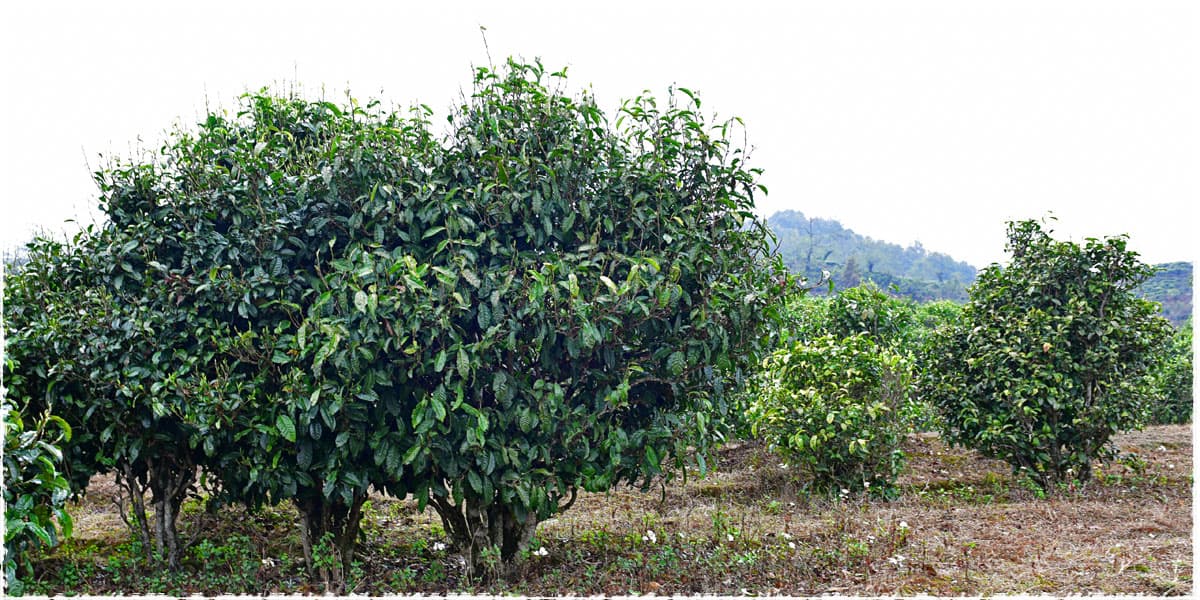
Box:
296 490 367 594
147 457 195 570
429 494 540 581
115 463 153 564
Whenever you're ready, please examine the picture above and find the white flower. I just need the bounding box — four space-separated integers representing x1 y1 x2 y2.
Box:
534 546 549 557
840 488 850 496
645 530 657 544
898 521 909 530
727 533 734 542
779 462 789 469
781 532 793 540
432 542 447 552
788 542 796 550
863 481 870 489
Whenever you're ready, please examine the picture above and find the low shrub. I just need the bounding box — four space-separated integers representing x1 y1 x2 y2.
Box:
1147 318 1193 425
749 334 912 498
3 403 74 593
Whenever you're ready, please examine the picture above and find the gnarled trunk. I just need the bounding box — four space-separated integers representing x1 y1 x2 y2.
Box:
114 463 153 562
296 490 368 594
146 455 196 569
428 494 543 580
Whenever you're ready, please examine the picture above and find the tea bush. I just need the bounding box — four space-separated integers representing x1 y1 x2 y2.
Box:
749 334 912 497
919 219 1172 488
7 58 791 588
1147 318 1192 425
3 403 74 593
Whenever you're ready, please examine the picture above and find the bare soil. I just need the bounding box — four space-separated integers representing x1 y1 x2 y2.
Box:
21 425 1193 596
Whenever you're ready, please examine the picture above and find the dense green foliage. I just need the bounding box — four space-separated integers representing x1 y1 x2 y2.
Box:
769 210 977 302
824 281 915 347
3 403 74 593
1147 318 1193 425
1136 261 1192 327
918 220 1173 488
3 59 789 588
5 231 204 570
749 334 911 498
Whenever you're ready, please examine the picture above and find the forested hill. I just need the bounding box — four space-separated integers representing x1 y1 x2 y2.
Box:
767 210 978 302
1137 261 1192 327
766 211 1192 324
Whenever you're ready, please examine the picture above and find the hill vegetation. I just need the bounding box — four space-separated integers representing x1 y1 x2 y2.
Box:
1137 261 1192 327
767 210 976 302
767 211 1192 325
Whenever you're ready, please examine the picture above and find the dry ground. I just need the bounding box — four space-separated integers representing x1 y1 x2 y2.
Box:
20 425 1193 595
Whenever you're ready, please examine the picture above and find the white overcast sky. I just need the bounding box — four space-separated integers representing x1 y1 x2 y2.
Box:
1 1 1195 268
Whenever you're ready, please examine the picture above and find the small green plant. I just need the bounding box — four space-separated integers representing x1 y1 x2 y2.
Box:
1016 472 1047 499
749 334 912 497
1119 452 1148 475
710 508 740 542
388 566 418 590
3 404 74 594
1147 318 1192 424
477 545 502 581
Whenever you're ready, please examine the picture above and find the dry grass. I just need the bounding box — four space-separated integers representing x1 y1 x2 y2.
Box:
22 425 1193 596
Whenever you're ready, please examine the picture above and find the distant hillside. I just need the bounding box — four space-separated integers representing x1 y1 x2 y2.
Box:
768 210 1193 323
767 210 977 302
1138 262 1192 327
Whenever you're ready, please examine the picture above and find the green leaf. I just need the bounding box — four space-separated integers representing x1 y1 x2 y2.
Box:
599 275 619 295
276 414 297 443
667 351 685 376
457 347 470 379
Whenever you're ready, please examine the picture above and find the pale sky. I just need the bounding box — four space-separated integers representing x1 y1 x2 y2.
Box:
2 1 1195 268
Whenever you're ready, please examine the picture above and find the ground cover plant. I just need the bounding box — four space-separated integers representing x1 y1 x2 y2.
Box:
10 425 1192 595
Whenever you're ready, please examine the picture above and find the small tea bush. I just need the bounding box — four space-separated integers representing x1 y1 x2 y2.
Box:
919 220 1172 488
3 403 74 593
1147 318 1193 425
749 334 912 497
825 282 914 348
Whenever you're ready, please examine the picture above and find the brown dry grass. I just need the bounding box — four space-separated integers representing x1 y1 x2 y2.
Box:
24 425 1194 596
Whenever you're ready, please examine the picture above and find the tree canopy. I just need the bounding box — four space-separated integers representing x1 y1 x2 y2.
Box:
918 219 1172 488
4 58 792 588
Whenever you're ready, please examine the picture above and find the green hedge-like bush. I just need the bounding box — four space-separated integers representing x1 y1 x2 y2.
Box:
1148 318 1193 425
918 220 1172 488
749 334 912 498
826 282 914 347
3 402 74 594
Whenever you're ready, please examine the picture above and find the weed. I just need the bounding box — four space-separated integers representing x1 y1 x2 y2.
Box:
387 566 418 590
711 508 740 542
421 560 446 584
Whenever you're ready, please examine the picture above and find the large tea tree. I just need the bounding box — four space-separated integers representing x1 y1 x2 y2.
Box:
68 58 789 585
400 61 790 574
919 219 1171 488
